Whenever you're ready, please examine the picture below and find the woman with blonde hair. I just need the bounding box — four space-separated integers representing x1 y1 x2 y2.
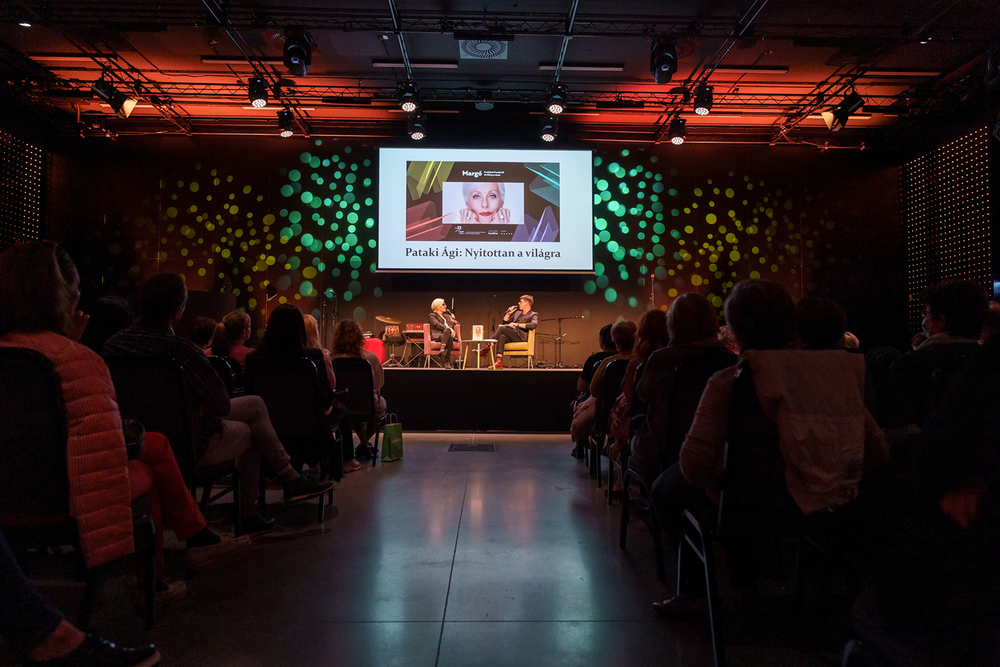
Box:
211 311 253 368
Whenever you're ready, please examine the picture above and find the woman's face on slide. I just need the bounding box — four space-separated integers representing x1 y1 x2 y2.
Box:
465 183 502 221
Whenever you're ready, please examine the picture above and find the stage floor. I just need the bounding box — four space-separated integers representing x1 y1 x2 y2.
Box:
381 368 579 431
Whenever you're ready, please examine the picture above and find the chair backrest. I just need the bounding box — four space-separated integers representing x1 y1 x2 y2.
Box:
595 358 630 435
526 328 535 355
105 355 198 486
244 355 326 437
208 355 240 397
660 347 738 466
717 364 798 539
331 356 376 419
0 348 69 516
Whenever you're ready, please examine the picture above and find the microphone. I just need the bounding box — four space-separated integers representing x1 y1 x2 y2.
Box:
507 305 517 313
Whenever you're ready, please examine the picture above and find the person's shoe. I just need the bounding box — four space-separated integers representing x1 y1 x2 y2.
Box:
355 443 374 460
239 513 276 537
25 633 161 667
155 579 187 609
342 459 362 473
184 534 251 570
492 357 503 369
652 594 709 616
283 476 336 504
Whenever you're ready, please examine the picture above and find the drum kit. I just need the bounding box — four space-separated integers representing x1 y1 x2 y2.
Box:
376 315 408 367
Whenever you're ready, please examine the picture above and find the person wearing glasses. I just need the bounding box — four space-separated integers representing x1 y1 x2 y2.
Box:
488 295 537 369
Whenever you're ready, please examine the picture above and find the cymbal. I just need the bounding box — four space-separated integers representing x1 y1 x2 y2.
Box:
375 315 402 324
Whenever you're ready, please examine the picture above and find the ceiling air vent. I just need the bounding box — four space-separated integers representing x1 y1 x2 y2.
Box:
460 40 508 60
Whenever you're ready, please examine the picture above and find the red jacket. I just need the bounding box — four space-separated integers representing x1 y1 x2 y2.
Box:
1 332 134 568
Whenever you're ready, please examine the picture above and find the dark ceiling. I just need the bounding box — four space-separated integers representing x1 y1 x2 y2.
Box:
1 0 999 148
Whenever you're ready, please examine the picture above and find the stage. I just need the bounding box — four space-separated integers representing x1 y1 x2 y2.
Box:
380 368 580 432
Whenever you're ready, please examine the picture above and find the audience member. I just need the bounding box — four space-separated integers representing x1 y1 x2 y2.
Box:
980 299 1000 342
795 296 848 350
189 316 216 355
882 280 987 428
577 324 616 394
211 311 253 368
330 319 387 459
633 293 735 474
652 280 888 612
303 313 358 473
608 309 669 456
1 530 161 666
78 296 134 355
104 273 335 536
0 244 248 604
589 320 636 416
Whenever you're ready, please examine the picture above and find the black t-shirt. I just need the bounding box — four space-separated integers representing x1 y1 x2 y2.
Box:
580 351 615 384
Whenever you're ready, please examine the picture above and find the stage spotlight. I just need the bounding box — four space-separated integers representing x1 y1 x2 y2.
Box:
693 84 713 115
277 110 294 137
283 32 312 77
668 117 686 145
546 83 568 114
248 76 268 108
649 39 677 84
408 113 427 140
821 89 865 131
398 81 420 112
91 78 137 119
539 113 558 142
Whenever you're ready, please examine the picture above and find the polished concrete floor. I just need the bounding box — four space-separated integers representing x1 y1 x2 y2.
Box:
141 434 839 667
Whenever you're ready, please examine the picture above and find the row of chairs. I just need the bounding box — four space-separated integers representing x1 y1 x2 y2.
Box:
0 348 386 632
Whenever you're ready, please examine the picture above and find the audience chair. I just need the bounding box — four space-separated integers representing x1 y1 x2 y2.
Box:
422 323 462 367
590 358 629 489
331 357 387 467
105 355 243 536
244 355 338 522
502 328 536 368
208 355 243 397
0 348 157 630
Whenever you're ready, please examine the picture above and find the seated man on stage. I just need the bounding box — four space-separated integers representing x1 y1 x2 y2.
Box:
428 298 459 369
490 295 538 369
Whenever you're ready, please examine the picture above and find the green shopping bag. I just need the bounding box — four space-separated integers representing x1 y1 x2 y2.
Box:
381 414 403 462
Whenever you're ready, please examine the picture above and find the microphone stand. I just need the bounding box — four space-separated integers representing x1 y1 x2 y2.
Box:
551 315 585 368
491 294 496 333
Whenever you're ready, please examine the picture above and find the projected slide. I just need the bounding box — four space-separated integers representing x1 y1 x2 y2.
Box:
378 148 593 272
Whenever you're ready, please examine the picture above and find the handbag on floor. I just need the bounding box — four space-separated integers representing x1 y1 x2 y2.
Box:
381 413 403 462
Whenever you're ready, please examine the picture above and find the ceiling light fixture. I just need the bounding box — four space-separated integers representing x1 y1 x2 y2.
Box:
693 84 713 115
248 76 268 108
539 114 558 142
398 81 420 112
821 88 865 131
546 83 568 114
277 110 294 137
649 39 678 84
283 31 312 77
668 117 686 145
408 113 427 140
91 78 137 119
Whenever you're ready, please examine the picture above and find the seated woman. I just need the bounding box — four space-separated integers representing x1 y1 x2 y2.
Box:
632 293 735 475
489 295 537 369
246 305 359 475
0 242 248 604
610 309 670 450
428 298 459 369
330 319 387 459
445 182 512 224
652 280 889 613
211 311 254 368
589 320 636 416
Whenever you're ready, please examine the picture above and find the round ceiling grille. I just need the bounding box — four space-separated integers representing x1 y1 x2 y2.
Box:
460 39 507 59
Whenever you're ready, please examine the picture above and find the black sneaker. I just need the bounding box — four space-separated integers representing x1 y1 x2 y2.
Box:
24 633 160 667
239 512 276 537
283 476 336 504
355 443 374 460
